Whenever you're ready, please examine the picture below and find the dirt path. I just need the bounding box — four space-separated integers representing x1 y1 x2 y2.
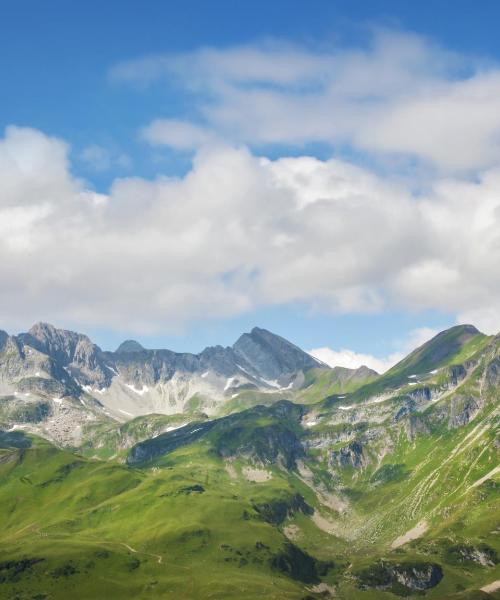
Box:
391 520 428 549
116 541 162 564
480 580 500 594
467 464 500 492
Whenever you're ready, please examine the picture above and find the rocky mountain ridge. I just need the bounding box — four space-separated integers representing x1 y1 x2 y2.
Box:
1 322 367 444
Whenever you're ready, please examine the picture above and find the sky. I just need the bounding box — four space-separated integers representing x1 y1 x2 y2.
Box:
1 0 500 370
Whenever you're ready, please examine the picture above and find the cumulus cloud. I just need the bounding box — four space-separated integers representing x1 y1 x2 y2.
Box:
0 125 499 335
110 30 500 172
309 327 439 373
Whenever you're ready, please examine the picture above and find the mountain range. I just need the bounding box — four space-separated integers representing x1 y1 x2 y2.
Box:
0 322 498 599
0 322 375 445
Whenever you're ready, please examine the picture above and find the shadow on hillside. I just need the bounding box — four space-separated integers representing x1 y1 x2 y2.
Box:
0 429 32 449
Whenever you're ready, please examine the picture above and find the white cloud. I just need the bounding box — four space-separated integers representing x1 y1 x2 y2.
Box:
141 119 214 150
308 347 394 373
80 144 131 171
0 125 499 336
110 30 500 172
309 327 439 373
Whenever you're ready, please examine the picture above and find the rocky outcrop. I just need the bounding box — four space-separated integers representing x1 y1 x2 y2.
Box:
449 394 484 428
356 561 443 592
485 355 500 388
446 543 497 566
330 441 367 469
20 322 111 388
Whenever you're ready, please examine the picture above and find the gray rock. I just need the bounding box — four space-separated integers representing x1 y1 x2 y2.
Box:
330 440 367 469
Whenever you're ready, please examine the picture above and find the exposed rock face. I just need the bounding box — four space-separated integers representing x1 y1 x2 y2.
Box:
115 340 145 354
485 355 500 388
356 561 443 592
449 395 484 428
447 544 497 566
446 364 467 386
330 441 367 469
0 323 325 425
233 327 319 383
404 415 430 440
20 322 111 387
390 563 443 591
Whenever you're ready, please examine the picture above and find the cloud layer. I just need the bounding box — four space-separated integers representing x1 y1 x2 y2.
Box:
1 125 499 335
113 30 500 172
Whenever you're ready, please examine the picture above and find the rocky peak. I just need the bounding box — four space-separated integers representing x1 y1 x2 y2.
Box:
233 327 319 381
22 322 94 364
20 322 109 387
115 340 145 354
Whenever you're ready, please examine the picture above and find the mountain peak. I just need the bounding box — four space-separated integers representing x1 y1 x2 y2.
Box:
116 340 145 353
233 326 318 381
28 321 58 336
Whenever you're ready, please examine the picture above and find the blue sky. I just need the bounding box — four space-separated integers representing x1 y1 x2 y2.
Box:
1 1 500 368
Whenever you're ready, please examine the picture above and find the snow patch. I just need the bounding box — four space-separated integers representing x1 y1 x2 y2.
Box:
236 363 253 377
118 409 134 417
125 383 149 396
260 377 281 389
224 377 236 391
166 423 186 432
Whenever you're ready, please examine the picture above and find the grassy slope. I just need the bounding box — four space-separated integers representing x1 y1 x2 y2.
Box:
216 365 378 417
345 325 490 403
0 437 312 599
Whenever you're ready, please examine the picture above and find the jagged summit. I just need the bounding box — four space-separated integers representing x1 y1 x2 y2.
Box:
233 326 319 381
0 320 488 441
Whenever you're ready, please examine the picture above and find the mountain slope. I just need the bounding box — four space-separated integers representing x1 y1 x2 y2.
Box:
0 327 498 599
